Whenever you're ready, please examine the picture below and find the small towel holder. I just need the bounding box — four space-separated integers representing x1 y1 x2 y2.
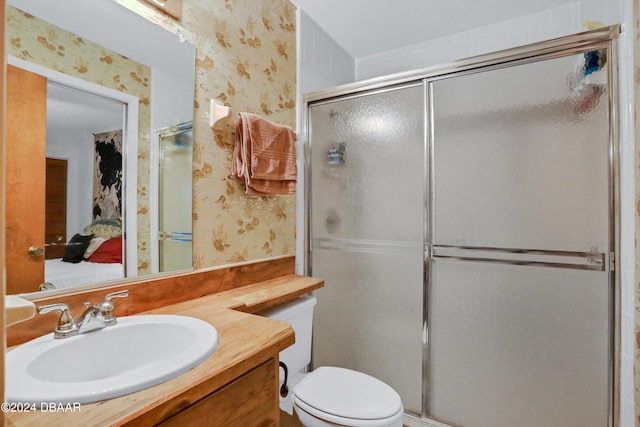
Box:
210 99 231 127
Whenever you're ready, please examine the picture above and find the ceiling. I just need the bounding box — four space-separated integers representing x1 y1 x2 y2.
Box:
47 83 123 138
289 0 581 58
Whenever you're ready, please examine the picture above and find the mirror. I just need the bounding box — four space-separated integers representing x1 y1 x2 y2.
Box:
5 0 195 295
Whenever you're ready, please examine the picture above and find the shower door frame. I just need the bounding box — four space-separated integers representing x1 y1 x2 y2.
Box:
303 25 621 427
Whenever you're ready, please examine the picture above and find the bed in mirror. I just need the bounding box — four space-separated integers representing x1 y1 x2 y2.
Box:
5 0 195 295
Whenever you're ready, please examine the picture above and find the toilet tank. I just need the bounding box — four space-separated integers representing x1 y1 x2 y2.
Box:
258 295 316 375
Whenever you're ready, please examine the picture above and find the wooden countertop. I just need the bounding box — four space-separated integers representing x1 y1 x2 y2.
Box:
6 274 323 426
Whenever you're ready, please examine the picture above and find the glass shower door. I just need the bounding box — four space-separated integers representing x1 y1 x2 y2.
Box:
427 50 613 427
308 84 425 414
158 122 193 272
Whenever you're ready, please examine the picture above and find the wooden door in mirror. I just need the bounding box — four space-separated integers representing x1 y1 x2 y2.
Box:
6 65 47 294
45 158 67 260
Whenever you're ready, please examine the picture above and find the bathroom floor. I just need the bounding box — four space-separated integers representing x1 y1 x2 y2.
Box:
280 410 302 426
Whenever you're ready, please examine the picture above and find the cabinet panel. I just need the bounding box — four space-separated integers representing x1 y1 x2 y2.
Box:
159 359 278 427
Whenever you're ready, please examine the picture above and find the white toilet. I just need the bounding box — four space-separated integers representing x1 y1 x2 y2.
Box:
260 295 404 427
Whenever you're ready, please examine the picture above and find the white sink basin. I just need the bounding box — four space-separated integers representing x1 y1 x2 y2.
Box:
6 314 219 404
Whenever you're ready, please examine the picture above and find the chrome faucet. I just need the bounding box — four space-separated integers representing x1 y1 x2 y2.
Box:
37 303 78 338
38 290 129 339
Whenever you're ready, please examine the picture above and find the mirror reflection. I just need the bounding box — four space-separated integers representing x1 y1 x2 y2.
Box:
43 82 126 291
5 0 195 295
157 122 193 272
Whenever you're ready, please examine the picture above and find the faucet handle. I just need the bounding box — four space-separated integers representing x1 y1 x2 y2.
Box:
105 290 129 301
96 290 129 326
37 303 78 339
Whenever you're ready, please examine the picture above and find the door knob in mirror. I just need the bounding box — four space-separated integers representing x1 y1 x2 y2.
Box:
28 246 45 258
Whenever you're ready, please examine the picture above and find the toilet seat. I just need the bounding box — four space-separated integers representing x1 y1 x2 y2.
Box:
292 367 403 426
294 396 404 427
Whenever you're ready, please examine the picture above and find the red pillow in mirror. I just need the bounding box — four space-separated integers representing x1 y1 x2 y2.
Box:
86 237 122 264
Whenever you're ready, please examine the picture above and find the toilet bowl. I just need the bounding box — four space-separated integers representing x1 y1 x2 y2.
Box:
259 296 404 427
293 366 403 427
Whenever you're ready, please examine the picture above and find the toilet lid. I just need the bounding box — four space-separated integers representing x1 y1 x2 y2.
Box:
292 367 403 420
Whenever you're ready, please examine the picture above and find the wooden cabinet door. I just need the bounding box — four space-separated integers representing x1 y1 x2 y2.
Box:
159 359 279 427
6 65 47 294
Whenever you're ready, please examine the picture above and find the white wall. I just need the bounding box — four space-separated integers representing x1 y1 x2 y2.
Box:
46 124 123 240
614 0 635 424
297 10 355 95
355 1 621 81
46 130 93 240
151 68 194 130
296 9 355 274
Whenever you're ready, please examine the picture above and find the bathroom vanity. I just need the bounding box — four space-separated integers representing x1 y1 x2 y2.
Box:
5 262 323 426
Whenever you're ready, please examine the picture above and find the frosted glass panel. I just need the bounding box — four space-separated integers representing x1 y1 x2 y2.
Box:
432 53 609 251
428 259 609 427
312 249 423 412
309 85 424 414
309 86 424 242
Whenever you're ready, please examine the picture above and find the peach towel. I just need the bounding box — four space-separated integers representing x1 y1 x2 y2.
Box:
232 112 297 195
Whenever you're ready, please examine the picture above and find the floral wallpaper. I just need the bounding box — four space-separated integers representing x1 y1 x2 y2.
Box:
188 0 297 267
116 0 298 268
5 5 153 274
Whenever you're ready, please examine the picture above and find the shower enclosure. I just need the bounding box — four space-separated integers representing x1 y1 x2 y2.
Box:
304 27 619 427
